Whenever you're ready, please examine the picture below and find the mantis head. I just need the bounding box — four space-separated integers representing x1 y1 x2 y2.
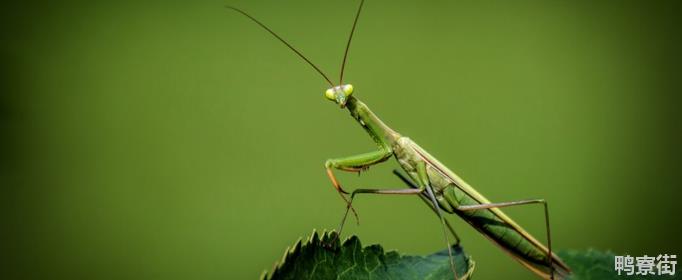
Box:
324 84 354 108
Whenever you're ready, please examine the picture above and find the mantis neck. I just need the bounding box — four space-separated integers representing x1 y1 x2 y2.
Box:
345 96 401 149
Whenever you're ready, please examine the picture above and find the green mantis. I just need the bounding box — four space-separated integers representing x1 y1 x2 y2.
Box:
228 1 572 279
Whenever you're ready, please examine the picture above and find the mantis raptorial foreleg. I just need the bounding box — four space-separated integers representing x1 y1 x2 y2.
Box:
456 199 554 280
324 148 392 223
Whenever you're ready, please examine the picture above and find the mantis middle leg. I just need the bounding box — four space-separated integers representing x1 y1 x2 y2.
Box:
393 169 461 245
333 162 460 280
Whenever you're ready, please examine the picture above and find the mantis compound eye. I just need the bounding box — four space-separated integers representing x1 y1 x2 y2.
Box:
342 84 353 96
324 88 335 100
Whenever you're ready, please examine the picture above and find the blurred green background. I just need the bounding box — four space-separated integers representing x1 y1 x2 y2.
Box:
2 0 681 279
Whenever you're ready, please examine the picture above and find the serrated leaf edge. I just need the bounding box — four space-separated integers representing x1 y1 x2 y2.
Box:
261 229 475 280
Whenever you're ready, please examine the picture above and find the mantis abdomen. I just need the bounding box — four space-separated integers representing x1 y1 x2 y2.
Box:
396 137 571 279
445 186 570 279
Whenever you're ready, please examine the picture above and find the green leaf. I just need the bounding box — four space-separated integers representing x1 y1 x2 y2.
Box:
261 230 475 280
558 249 679 280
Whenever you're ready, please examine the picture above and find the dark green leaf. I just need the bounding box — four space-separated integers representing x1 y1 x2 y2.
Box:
261 230 474 280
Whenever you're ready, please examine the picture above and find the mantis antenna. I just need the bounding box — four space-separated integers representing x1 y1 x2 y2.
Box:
339 0 365 85
226 6 335 87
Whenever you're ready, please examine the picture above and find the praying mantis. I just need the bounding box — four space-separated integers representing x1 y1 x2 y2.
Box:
228 1 572 279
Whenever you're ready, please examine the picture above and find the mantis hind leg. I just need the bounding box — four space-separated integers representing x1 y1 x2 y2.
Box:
457 199 555 280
